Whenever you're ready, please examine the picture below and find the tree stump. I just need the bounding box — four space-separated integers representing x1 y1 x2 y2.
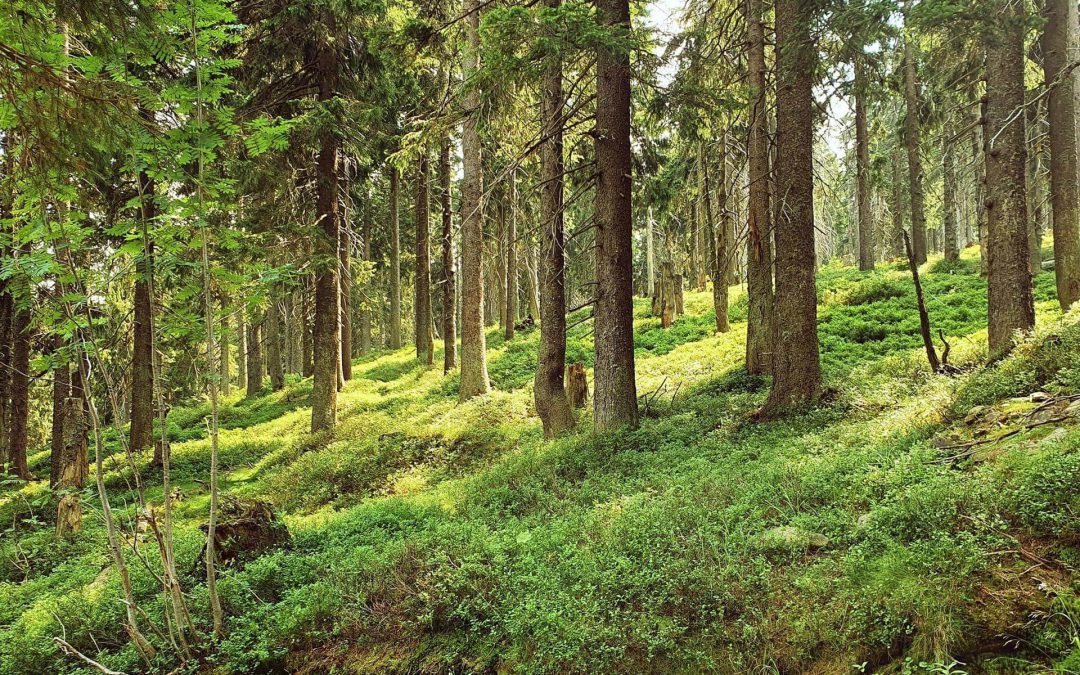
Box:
652 262 683 328
55 398 87 540
195 497 291 577
566 363 589 409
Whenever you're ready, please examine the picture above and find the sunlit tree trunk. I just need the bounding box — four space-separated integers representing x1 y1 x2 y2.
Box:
745 0 773 375
504 170 518 340
340 219 353 380
903 30 927 264
130 170 155 456
415 151 434 364
246 312 263 396
855 56 874 270
388 166 402 349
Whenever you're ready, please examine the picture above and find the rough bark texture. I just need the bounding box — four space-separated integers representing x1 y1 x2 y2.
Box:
984 0 1034 358
246 314 263 396
237 311 248 388
440 137 456 372
710 138 730 333
130 172 155 455
760 0 822 417
855 57 874 270
1043 0 1080 309
504 171 518 341
220 312 231 396
593 0 638 430
535 14 576 437
903 33 927 264
266 300 285 391
50 335 70 486
8 297 31 479
459 0 491 400
943 134 960 262
0 289 11 467
745 0 773 375
310 28 341 431
415 152 434 365
388 166 403 350
340 219 353 380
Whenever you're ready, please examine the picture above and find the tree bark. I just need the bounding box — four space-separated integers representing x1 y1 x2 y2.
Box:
745 0 773 375
903 31 928 264
760 0 822 417
439 136 456 372
415 151 434 364
246 313 263 396
8 296 31 479
459 0 491 400
984 0 1034 358
310 25 341 431
340 218 353 380
130 171 155 455
237 310 248 388
504 169 518 340
50 335 70 486
593 0 638 430
0 288 11 467
535 8 576 437
266 299 285 391
855 56 874 270
943 131 960 262
358 197 373 356
1042 0 1080 309
220 312 231 395
709 138 730 332
388 166 402 350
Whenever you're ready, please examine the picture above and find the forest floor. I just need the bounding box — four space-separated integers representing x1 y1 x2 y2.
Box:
4 246 1080 674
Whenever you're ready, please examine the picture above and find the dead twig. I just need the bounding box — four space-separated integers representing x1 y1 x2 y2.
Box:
53 638 130 675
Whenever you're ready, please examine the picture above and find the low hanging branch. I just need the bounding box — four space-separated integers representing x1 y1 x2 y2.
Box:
903 230 940 373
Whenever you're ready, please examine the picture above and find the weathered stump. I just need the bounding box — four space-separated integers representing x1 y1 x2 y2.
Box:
566 363 589 409
195 497 291 577
55 398 87 540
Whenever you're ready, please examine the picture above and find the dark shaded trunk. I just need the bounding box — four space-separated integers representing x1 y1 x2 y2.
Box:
266 299 285 391
415 152 434 364
504 171 518 341
359 198 373 356
440 134 457 372
892 143 906 258
984 0 1034 358
340 219 353 380
904 231 940 372
130 171 155 455
1043 0 1080 309
744 0 773 375
0 289 11 467
855 56 874 270
904 33 927 264
593 0 638 430
310 26 341 431
535 7 576 437
709 138 730 333
759 0 822 417
388 166 402 350
50 335 70 486
459 0 491 400
237 311 248 388
220 312 231 396
943 134 960 262
8 297 31 479
246 313 263 396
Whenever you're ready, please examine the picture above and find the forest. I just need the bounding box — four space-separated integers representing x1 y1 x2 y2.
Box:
2 0 1080 671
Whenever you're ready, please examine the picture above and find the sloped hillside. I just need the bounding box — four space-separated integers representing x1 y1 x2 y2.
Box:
3 250 1080 674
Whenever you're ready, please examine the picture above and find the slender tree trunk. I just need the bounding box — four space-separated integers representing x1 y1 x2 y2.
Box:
495 197 507 330
505 170 518 340
593 0 638 430
745 0 773 375
340 219 353 380
709 138 730 333
646 207 656 299
892 143 905 257
266 299 285 390
130 171 155 455
1043 0 1080 309
984 0 1034 358
459 0 491 400
525 231 540 321
943 134 960 262
220 312 231 395
440 135 457 372
50 335 70 486
903 31 928 264
388 166 402 350
415 152 434 364
855 56 874 270
535 5 576 437
0 289 11 467
246 313 263 396
8 296 31 479
311 26 341 431
237 311 248 388
760 0 821 417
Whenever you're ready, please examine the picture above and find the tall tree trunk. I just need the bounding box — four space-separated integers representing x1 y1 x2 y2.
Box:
504 171 518 340
709 138 730 332
593 0 638 430
943 134 960 262
388 166 402 350
760 0 821 417
459 0 491 400
8 295 31 479
246 313 263 396
237 311 248 388
340 219 353 380
358 196 373 356
745 0 773 375
266 299 285 391
535 5 576 437
415 151 434 364
984 0 1034 358
310 26 341 431
130 171 155 455
891 143 905 257
495 197 507 330
50 335 70 486
0 289 11 467
903 31 928 264
1043 0 1080 309
440 139 457 371
220 312 231 395
525 231 540 321
646 207 656 298
855 56 874 270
